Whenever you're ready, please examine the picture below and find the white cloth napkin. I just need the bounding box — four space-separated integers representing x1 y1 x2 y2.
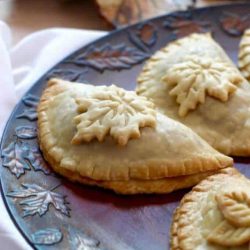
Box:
0 21 107 250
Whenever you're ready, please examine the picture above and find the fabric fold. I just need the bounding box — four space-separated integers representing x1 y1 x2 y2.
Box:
0 22 106 250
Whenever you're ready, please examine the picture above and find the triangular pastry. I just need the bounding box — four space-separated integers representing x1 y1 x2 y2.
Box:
137 33 250 156
239 29 250 81
38 79 232 194
171 168 250 250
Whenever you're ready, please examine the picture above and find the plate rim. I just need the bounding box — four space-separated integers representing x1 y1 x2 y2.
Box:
1 3 250 249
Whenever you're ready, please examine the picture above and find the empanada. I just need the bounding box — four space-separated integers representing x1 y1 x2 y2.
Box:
239 29 250 81
37 79 232 194
171 168 250 250
137 33 250 156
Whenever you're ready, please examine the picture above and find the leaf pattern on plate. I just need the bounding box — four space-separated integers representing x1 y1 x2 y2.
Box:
16 94 39 121
46 68 88 82
220 12 250 37
66 43 149 72
15 126 37 139
2 141 51 177
128 22 157 52
69 227 104 250
31 228 63 245
7 183 70 217
2 141 31 178
25 145 51 174
163 12 210 38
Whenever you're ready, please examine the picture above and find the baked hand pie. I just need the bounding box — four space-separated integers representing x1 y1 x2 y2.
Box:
137 33 250 156
239 29 250 81
37 79 233 194
171 168 250 250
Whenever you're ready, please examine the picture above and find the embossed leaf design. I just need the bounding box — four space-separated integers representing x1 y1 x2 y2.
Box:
163 56 243 117
16 94 39 121
139 23 157 46
2 141 31 178
216 191 250 227
163 12 210 38
207 220 250 247
16 108 37 121
24 146 51 174
22 94 39 107
72 85 156 146
7 183 70 217
220 12 250 37
31 228 63 245
46 68 88 82
69 227 102 250
129 22 157 52
2 141 50 177
67 44 149 72
15 126 37 139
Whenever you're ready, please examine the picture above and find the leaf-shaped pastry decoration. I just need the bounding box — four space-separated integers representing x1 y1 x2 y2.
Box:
31 228 63 245
72 85 156 146
66 43 149 72
16 94 39 121
2 141 31 178
162 55 243 117
7 183 70 217
216 191 250 227
239 29 250 81
15 126 37 139
207 220 250 246
220 11 250 37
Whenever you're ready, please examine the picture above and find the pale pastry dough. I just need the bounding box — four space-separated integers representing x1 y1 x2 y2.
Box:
163 55 240 117
137 33 250 156
239 29 250 81
170 168 250 250
37 79 233 194
72 85 156 146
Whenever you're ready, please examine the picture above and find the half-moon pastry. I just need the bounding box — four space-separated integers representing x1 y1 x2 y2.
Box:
239 29 250 81
171 168 250 250
137 33 250 156
38 79 232 194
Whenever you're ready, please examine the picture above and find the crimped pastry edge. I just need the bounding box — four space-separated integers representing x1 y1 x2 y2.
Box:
37 78 233 182
170 167 242 250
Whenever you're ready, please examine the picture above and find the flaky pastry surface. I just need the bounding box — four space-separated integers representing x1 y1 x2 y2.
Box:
171 168 250 250
239 29 250 81
72 84 156 146
37 79 232 191
137 33 250 156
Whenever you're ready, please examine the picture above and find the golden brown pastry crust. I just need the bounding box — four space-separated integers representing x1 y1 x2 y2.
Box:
170 168 250 250
43 151 218 195
137 33 250 156
38 79 233 194
239 29 250 81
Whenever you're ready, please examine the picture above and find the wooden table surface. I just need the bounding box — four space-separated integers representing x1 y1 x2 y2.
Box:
0 0 244 44
0 0 111 44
